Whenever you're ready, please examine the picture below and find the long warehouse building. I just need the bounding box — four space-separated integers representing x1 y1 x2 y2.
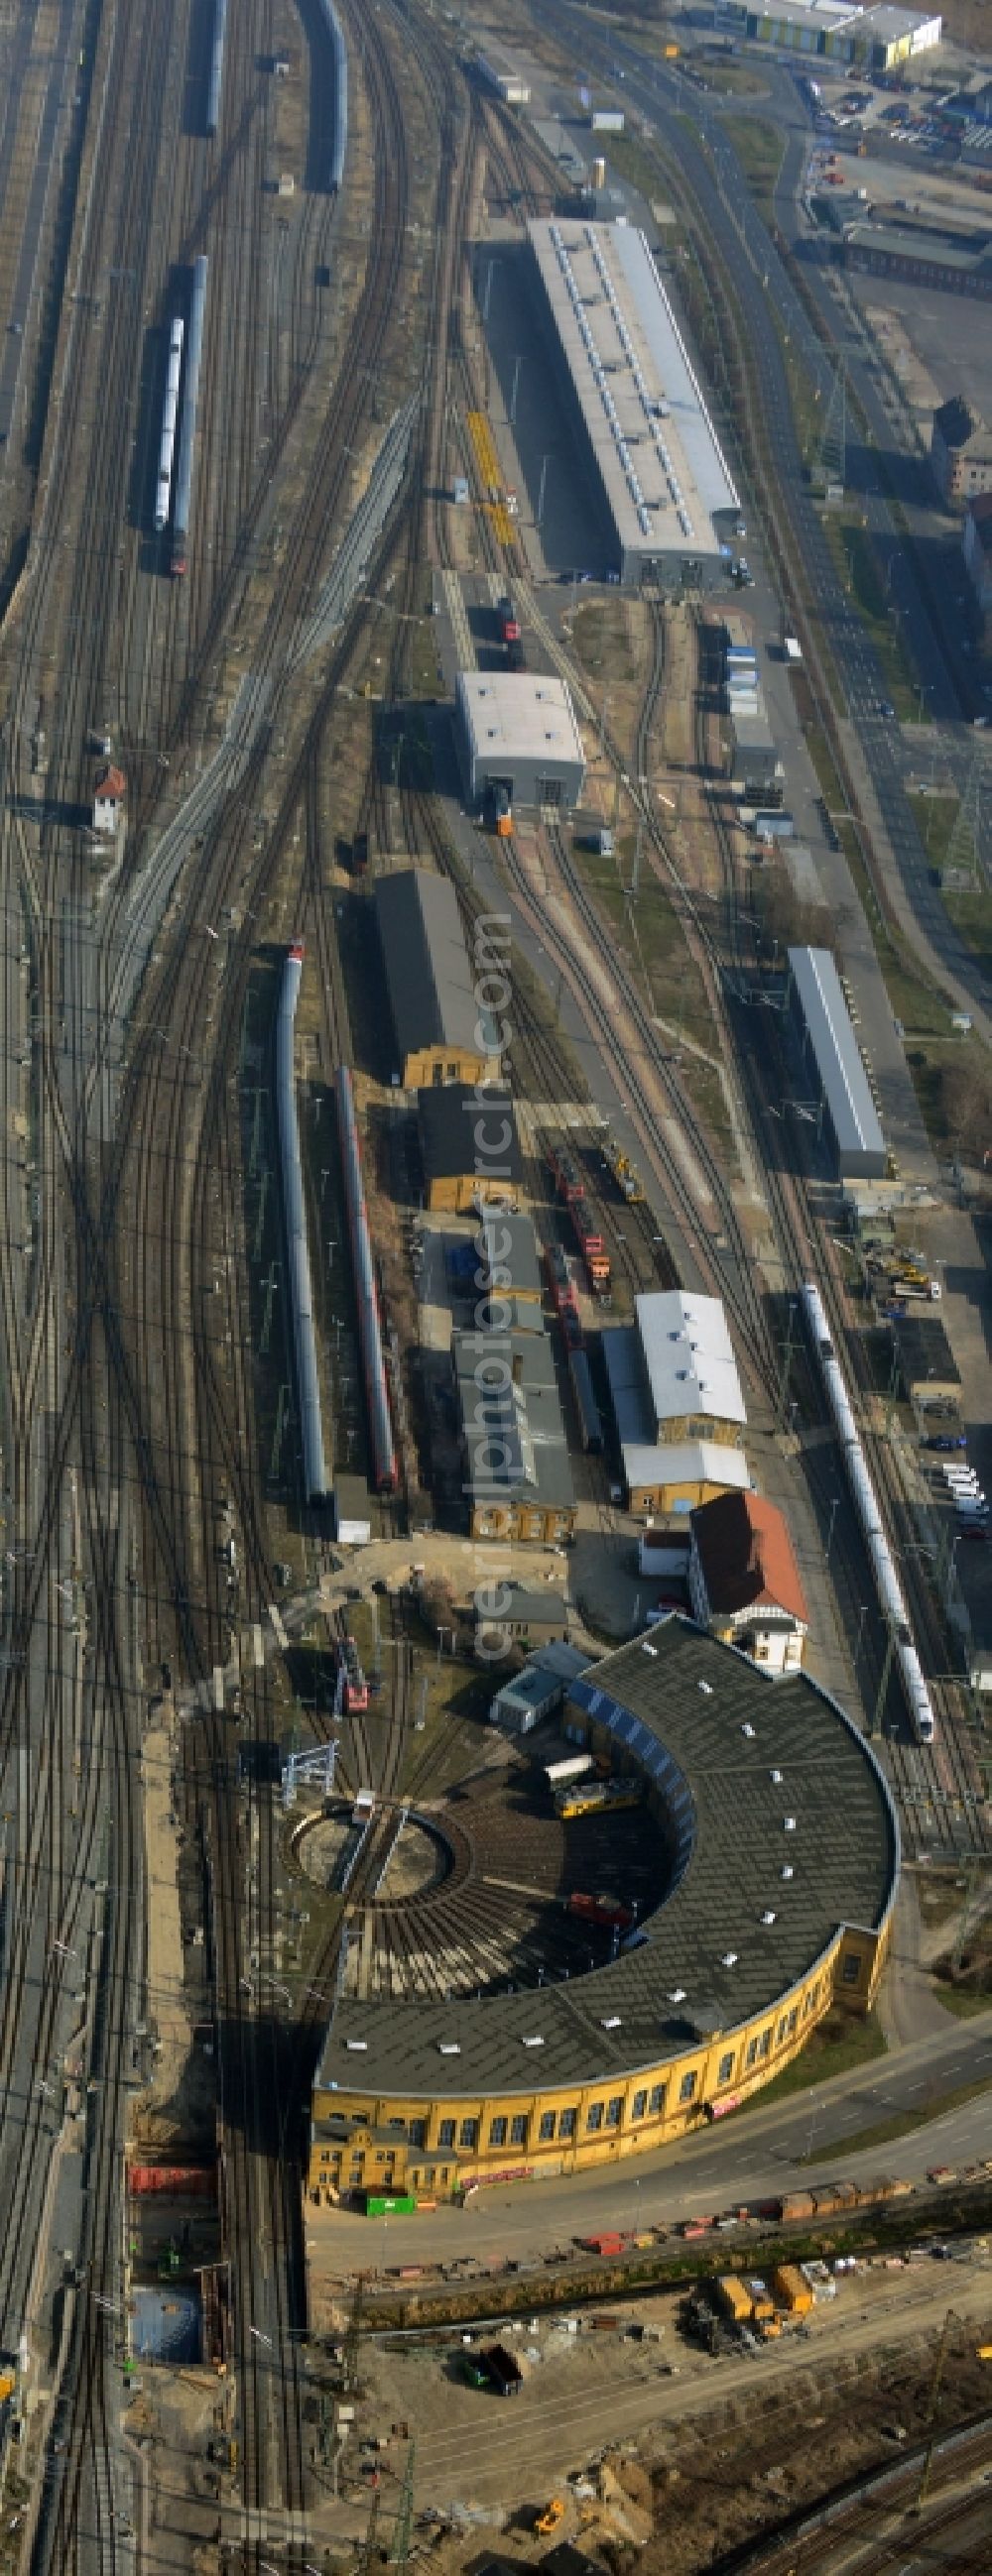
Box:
527 218 740 593
787 948 885 1182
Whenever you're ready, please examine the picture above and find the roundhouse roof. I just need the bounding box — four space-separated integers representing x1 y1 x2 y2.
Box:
314 1619 898 2101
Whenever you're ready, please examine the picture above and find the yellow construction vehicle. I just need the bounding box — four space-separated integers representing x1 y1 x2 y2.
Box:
536 2500 565 2534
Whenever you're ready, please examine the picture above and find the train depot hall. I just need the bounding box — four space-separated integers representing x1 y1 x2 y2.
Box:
455 670 586 815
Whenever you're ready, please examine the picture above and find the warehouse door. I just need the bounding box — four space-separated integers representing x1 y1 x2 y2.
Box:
537 776 561 808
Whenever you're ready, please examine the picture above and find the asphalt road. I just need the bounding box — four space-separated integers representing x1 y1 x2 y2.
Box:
313 2005 992 2273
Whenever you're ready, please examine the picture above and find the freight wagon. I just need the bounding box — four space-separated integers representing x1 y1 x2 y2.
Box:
336 1632 368 1712
547 1142 585 1207
544 1241 582 1347
569 1197 610 1296
567 1890 633 1929
568 1345 603 1453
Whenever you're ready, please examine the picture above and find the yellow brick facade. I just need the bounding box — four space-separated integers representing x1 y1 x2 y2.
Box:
627 1469 739 1519
307 1919 889 2204
467 1496 577 1547
403 1045 495 1091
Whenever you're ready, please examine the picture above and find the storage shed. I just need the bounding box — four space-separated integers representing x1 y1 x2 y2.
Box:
455 671 585 814
787 947 886 1181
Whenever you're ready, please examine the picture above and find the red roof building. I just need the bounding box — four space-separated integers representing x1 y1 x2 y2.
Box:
687 1490 808 1675
93 764 127 837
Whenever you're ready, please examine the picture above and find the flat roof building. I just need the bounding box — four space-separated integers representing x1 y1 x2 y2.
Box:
842 222 992 304
455 671 585 814
527 219 739 594
787 947 885 1181
717 0 941 65
418 1084 522 1214
374 869 502 1090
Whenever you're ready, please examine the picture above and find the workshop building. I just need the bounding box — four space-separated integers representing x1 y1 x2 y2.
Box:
476 1209 544 1305
417 1083 522 1214
309 1618 898 2199
787 947 886 1181
455 671 585 814
716 0 941 67
474 1583 572 1657
842 220 992 304
527 218 739 594
930 399 992 505
891 1314 961 1405
636 1292 747 1447
688 1490 808 1674
374 868 503 1089
453 1323 576 1547
602 1296 748 1509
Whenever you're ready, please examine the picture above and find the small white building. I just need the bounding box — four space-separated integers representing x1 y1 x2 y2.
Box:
688 1490 808 1676
92 763 126 838
455 671 586 814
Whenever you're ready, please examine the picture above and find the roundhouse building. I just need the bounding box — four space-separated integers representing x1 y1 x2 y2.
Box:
308 1618 898 2201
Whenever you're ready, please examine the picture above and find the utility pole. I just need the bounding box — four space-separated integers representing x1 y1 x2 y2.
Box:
253 1166 269 1262
914 2306 955 2514
392 2441 416 2575
777 1297 799 1426
260 1263 278 1356
270 1384 289 1482
358 2483 380 2576
872 1616 898 1740
342 2271 365 2396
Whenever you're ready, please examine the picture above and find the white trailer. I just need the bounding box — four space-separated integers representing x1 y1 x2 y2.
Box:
545 1753 593 1788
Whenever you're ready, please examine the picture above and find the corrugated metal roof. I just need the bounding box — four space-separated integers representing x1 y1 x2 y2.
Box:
788 947 885 1167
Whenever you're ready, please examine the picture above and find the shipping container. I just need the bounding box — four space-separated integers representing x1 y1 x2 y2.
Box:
773 2264 812 2315
590 108 624 131
362 2192 417 2217
716 2276 753 2323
